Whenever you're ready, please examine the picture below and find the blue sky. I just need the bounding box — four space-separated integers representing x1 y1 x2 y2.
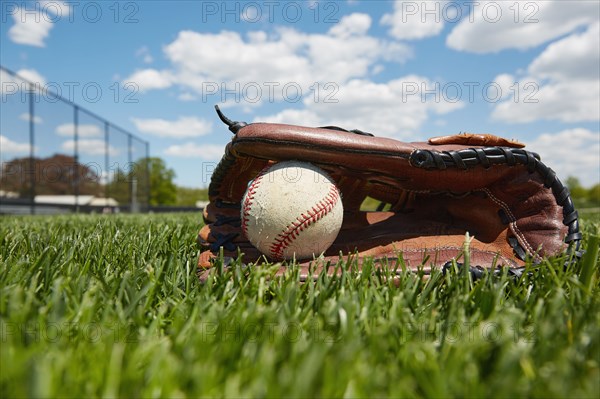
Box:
1 0 599 187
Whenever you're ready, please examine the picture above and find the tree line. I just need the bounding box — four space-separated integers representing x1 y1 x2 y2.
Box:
566 177 600 209
0 154 207 206
1 154 597 208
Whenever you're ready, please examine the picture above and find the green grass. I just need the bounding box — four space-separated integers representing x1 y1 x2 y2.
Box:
1 213 599 398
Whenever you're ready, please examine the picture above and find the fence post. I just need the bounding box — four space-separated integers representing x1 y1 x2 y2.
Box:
28 82 35 215
105 122 109 204
128 133 133 212
74 106 79 213
146 142 150 211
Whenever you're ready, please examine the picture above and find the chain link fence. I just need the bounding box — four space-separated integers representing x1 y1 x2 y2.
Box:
1 66 150 214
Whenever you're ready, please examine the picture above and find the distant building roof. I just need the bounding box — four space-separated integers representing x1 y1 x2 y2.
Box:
0 190 19 198
89 197 119 207
35 195 119 206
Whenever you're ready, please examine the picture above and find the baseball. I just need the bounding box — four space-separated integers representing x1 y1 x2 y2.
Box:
241 161 344 261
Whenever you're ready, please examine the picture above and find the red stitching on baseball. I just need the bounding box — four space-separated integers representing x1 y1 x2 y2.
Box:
268 185 340 260
241 166 271 238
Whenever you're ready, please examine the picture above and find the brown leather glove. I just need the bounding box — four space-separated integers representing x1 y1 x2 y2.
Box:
197 106 581 281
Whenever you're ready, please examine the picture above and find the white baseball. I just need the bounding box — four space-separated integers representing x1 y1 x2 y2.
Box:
241 161 344 261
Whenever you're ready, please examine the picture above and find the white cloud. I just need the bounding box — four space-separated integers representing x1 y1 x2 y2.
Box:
492 23 600 123
0 135 30 154
16 69 46 86
164 143 224 159
135 46 154 64
18 113 43 124
240 4 263 22
6 2 70 47
525 128 600 186
493 80 599 123
0 70 19 94
381 0 445 40
177 93 197 102
447 1 598 53
492 73 516 101
254 108 323 127
528 23 600 82
255 76 464 139
329 12 371 38
124 69 172 92
123 14 412 103
131 116 212 138
8 6 53 47
371 64 384 75
61 139 119 156
0 69 46 94
56 123 103 138
39 1 71 16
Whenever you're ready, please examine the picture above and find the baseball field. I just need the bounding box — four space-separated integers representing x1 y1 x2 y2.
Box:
1 212 599 398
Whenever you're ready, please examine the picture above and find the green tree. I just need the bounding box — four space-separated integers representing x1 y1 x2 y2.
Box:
143 157 177 206
176 186 208 206
106 157 176 206
587 183 600 205
106 168 130 205
565 176 587 199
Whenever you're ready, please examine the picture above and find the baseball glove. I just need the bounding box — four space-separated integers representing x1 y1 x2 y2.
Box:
197 106 581 281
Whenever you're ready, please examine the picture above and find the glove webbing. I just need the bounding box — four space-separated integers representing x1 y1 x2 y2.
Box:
410 148 582 260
